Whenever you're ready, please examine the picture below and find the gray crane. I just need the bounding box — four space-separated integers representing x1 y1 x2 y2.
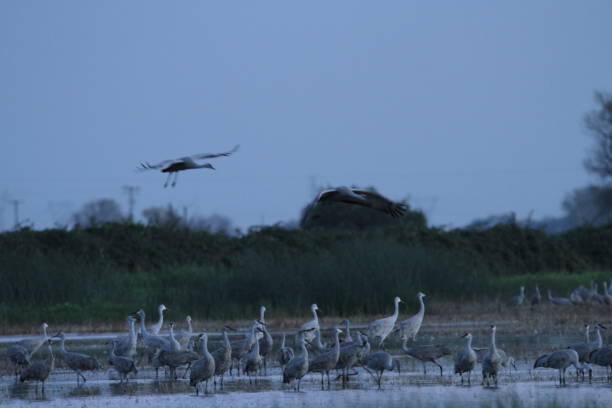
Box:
362 351 399 389
482 325 502 387
230 320 261 375
313 186 407 217
602 282 612 305
398 292 426 342
474 347 516 371
277 332 294 372
113 316 138 359
166 322 181 352
308 328 329 357
454 332 477 385
53 332 99 385
258 321 274 375
282 328 315 391
589 345 612 380
401 338 452 376
340 319 353 344
211 327 233 389
135 309 170 361
7 322 49 377
506 286 525 307
19 339 55 393
335 332 370 387
531 285 542 308
174 315 193 350
368 296 402 349
155 335 201 380
308 327 342 389
242 327 265 384
548 290 572 305
190 333 216 395
108 340 138 383
534 349 583 386
139 145 239 188
569 323 606 380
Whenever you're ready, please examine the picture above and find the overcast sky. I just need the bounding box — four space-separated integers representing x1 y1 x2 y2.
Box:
2 1 612 231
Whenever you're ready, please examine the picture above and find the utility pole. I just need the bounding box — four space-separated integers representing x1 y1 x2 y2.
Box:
9 199 23 229
122 185 140 222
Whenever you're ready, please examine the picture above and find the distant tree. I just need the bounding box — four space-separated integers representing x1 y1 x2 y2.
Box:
562 184 612 227
72 199 124 227
187 213 235 234
299 186 426 230
142 204 182 229
584 92 612 179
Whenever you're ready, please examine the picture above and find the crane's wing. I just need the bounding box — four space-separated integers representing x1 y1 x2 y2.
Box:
314 187 369 206
351 189 407 217
193 145 240 160
137 158 181 171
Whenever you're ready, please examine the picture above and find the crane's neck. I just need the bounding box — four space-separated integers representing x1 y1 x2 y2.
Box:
595 327 603 348
584 326 591 343
393 299 400 319
139 315 148 335
223 330 230 348
280 333 286 348
59 337 66 354
490 329 497 352
260 308 266 324
418 296 425 316
252 336 260 354
128 319 136 339
466 335 473 349
400 337 410 353
299 337 308 358
344 321 353 343
186 319 192 333
156 308 165 331
333 330 340 352
42 325 48 341
315 329 325 348
47 343 55 370
200 336 209 356
312 308 319 323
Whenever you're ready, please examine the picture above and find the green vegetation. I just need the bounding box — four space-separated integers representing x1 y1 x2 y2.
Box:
0 221 611 325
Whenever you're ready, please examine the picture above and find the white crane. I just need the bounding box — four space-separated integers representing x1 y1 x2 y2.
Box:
398 292 426 342
139 145 239 188
148 304 167 335
298 304 320 343
368 296 402 349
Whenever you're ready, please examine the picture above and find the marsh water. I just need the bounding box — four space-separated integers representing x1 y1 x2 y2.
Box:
1 322 611 407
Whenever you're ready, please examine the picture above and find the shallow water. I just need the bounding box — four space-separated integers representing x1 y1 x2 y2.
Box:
1 329 611 407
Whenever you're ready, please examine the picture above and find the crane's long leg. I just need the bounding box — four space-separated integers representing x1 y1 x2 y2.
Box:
172 172 179 187
433 360 443 376
163 172 172 188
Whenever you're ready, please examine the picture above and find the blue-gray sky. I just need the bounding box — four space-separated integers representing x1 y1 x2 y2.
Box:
2 1 612 231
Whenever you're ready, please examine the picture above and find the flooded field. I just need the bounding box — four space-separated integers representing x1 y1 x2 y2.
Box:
1 321 611 407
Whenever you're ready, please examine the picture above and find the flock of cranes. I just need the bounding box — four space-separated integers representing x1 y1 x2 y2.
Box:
505 279 612 308
5 290 612 395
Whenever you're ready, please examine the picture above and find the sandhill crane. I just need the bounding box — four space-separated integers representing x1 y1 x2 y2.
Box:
190 333 216 395
258 322 274 375
368 296 402 349
211 327 233 389
589 345 612 380
135 309 170 360
283 328 315 391
482 325 502 387
7 322 49 377
506 286 525 307
230 320 261 375
454 332 477 385
531 285 542 308
570 289 584 305
149 304 167 335
340 319 353 344
277 333 294 372
534 349 583 386
156 335 200 380
256 305 267 340
139 145 239 187
174 315 193 350
568 324 606 380
336 332 370 387
308 328 329 357
401 338 452 376
313 186 407 217
398 292 426 342
575 284 591 303
474 348 516 371
113 316 138 358
362 351 399 389
108 340 138 383
299 304 320 343
19 339 55 393
242 328 264 384
167 322 181 352
308 327 342 389
53 332 99 385
548 290 572 305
